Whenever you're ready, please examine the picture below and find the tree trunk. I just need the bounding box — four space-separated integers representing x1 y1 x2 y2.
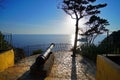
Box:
72 19 79 57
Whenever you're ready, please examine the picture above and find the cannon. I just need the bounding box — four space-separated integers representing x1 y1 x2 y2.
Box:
30 43 55 77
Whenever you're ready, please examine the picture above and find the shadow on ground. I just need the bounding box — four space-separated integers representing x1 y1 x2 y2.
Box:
17 70 45 80
79 57 96 80
71 56 77 80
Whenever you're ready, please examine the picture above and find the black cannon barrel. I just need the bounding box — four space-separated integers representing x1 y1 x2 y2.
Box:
42 43 55 60
34 43 55 65
30 43 55 76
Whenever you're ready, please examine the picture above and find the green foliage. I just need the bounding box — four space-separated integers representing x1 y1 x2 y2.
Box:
0 32 12 52
99 30 120 54
62 0 107 19
32 49 43 56
84 15 109 44
80 44 99 62
14 48 25 63
80 30 120 62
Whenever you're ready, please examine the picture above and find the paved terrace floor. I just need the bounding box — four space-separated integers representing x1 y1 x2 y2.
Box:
0 51 96 80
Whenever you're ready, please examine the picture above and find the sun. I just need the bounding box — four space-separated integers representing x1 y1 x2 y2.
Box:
62 15 87 46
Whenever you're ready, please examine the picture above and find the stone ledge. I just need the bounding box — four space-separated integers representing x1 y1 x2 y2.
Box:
0 49 14 72
96 55 120 80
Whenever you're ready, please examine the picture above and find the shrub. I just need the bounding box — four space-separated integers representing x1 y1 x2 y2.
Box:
80 30 120 62
80 44 99 62
14 48 25 63
0 32 12 52
32 49 43 55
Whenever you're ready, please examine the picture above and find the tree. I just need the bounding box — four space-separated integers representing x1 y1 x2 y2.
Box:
61 0 107 56
98 30 120 54
0 31 12 52
83 15 109 44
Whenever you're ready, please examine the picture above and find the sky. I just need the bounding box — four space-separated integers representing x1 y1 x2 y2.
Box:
0 0 120 34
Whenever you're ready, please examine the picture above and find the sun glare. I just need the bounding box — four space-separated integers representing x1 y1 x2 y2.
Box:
70 34 80 46
61 15 87 34
62 15 87 46
71 34 75 46
61 15 75 34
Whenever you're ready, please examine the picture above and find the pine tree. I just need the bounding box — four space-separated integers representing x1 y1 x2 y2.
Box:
84 15 109 44
61 0 107 56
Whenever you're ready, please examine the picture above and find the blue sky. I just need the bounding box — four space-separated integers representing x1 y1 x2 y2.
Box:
0 0 120 34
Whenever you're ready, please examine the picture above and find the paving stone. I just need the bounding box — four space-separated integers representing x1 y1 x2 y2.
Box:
0 54 39 80
47 51 96 80
0 51 96 80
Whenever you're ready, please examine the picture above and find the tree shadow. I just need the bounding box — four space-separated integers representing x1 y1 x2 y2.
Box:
71 56 77 80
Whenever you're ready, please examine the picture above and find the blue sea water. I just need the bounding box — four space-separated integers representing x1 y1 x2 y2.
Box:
12 34 73 56
12 34 72 47
12 34 106 47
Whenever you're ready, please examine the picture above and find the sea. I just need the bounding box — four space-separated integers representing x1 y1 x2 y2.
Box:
11 34 106 56
12 34 72 47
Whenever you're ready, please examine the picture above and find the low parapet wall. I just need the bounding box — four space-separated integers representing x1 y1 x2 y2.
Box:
0 49 14 72
96 55 120 80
